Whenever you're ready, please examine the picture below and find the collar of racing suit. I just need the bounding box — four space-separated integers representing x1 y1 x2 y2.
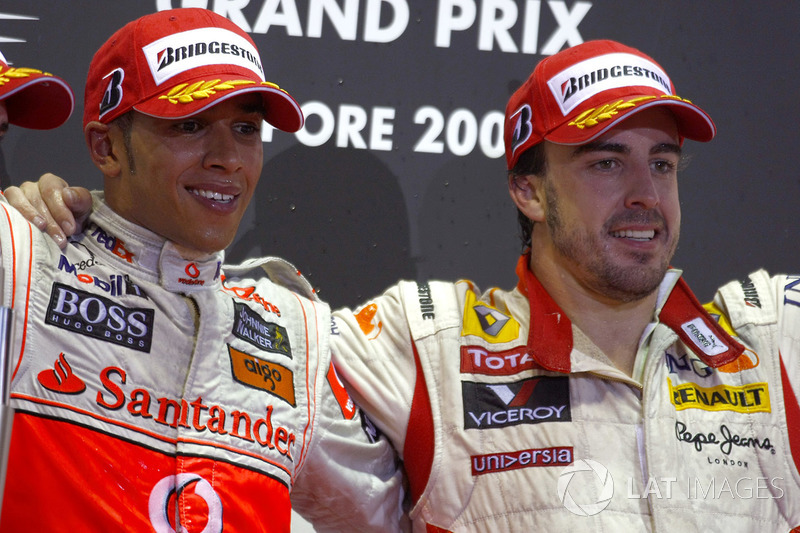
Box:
513 254 744 373
77 191 225 294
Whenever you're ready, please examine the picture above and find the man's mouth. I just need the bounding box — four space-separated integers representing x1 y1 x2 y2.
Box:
610 229 655 241
188 188 235 203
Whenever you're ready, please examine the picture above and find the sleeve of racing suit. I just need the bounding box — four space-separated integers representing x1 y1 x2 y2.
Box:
327 282 420 457
290 357 408 533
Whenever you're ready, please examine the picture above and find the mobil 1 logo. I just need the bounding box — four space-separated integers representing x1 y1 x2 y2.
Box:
46 282 154 353
463 376 571 429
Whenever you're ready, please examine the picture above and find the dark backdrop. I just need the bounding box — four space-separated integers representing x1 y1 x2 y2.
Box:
2 1 797 309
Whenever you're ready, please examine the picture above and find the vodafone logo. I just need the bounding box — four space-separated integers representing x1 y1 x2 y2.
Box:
185 263 200 278
148 473 223 533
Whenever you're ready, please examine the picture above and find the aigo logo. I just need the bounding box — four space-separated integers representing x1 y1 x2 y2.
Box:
148 473 222 533
557 459 614 516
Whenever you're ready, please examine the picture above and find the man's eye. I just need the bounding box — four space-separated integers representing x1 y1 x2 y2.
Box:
595 159 615 170
176 121 201 133
236 123 260 135
653 160 677 173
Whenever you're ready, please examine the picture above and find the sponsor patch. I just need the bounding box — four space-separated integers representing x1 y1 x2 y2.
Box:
668 378 770 413
221 275 281 316
143 27 264 86
326 363 356 420
462 376 570 429
461 291 519 344
97 365 296 460
58 254 147 299
680 318 728 356
739 276 762 308
461 345 541 376
417 282 435 320
472 446 573 476
547 52 671 116
46 282 154 353
37 352 86 394
228 345 295 406
89 224 135 263
355 303 382 339
232 302 292 357
675 421 776 456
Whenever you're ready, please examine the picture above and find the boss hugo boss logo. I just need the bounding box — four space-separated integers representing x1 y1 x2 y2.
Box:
46 282 154 353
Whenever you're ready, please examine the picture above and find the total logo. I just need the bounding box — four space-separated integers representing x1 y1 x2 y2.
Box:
557 459 614 516
148 473 222 533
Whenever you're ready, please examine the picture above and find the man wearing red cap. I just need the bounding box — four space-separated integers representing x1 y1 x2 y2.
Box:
0 51 74 186
13 40 800 530
0 9 404 533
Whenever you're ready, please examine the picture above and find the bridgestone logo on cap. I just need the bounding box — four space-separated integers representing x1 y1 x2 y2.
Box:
143 27 264 86
547 52 672 117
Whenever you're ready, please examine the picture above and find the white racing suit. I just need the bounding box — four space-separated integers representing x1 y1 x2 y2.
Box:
0 193 405 532
331 254 800 532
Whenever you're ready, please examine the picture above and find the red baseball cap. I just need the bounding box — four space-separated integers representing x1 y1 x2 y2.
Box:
504 40 715 170
0 51 74 130
83 8 303 132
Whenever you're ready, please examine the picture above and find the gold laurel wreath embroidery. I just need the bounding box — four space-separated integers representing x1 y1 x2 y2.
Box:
567 95 692 130
159 80 286 104
0 66 44 86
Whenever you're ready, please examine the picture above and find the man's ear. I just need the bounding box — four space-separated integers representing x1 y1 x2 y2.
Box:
84 121 121 178
508 172 546 223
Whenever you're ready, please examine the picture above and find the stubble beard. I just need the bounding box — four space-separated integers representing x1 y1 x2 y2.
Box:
544 181 677 303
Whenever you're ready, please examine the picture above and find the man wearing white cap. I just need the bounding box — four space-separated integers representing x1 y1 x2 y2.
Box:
16 40 800 530
0 8 404 532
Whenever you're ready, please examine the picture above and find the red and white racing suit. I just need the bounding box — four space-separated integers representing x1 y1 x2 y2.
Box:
0 193 405 532
331 254 800 532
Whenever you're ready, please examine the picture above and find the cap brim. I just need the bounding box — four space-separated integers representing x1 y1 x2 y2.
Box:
133 79 304 133
546 96 716 146
3 75 74 130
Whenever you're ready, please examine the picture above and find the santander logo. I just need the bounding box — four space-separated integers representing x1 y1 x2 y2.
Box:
37 352 86 394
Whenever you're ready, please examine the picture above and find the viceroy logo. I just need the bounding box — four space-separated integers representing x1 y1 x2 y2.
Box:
37 352 85 394
461 291 519 343
462 376 570 429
